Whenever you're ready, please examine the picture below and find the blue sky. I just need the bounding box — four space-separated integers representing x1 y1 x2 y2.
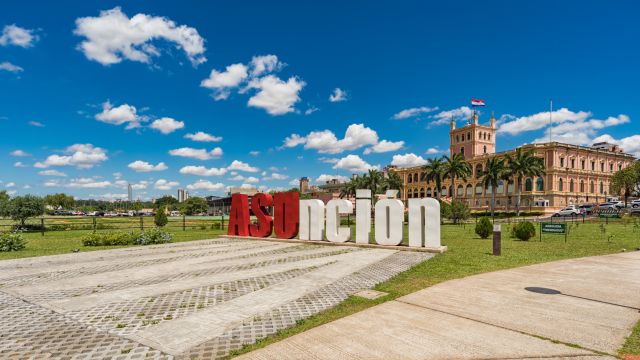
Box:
1 1 639 200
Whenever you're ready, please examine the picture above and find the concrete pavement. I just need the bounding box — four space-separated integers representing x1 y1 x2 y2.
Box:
238 251 640 359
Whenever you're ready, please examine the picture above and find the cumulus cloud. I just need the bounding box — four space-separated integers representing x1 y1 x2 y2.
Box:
329 88 347 102
44 177 112 189
499 108 591 135
249 151 260 156
0 62 24 73
263 173 288 180
168 147 222 160
38 170 67 177
227 160 259 173
34 144 108 169
184 131 222 142
5 182 16 188
364 140 404 154
95 101 144 129
127 160 167 172
154 179 179 190
29 121 45 127
429 106 474 126
74 7 206 66
250 54 284 76
179 165 227 176
150 117 184 134
392 106 438 120
591 134 640 157
315 174 349 183
187 180 224 191
13 162 26 168
332 155 379 173
0 24 38 48
10 150 30 157
425 147 444 154
246 75 305 115
200 63 248 100
390 153 428 168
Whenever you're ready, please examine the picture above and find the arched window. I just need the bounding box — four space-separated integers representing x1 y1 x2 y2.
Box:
466 184 473 196
467 132 471 140
457 185 464 197
580 180 584 192
485 184 493 194
483 145 487 154
426 188 432 197
408 174 412 183
420 188 425 198
600 182 604 194
536 177 544 191
559 178 564 192
476 164 483 176
413 173 418 183
407 190 412 198
413 189 419 198
569 179 574 192
525 178 533 191
496 180 504 194
475 184 483 195
461 147 465 156
590 181 594 193
488 134 491 141
456 134 459 143
507 181 514 193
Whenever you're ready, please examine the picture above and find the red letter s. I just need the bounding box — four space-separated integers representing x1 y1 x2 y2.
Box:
249 193 273 237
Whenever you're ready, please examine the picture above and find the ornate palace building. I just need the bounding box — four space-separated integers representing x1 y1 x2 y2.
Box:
390 112 636 212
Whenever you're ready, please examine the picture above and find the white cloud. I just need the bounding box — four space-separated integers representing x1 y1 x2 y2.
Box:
246 75 305 115
73 7 206 66
154 179 179 190
5 182 15 188
426 147 444 155
184 131 222 142
288 179 299 186
150 117 184 134
249 151 260 156
318 157 339 164
0 62 23 73
250 54 284 76
10 150 30 157
532 114 630 146
283 134 306 148
263 173 288 180
429 106 474 126
38 170 67 177
179 165 227 176
591 134 640 157
315 174 349 183
169 147 222 160
187 180 224 191
304 106 319 115
243 176 259 183
329 88 347 102
227 160 259 173
390 153 428 168
364 140 404 154
332 155 380 173
200 63 248 100
392 106 438 120
28 121 44 127
0 25 38 48
45 178 112 189
13 162 26 168
34 144 108 169
95 101 144 129
499 108 591 135
113 172 123 179
127 160 167 172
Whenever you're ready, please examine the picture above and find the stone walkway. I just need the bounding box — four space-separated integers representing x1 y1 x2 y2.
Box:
239 251 640 360
0 238 432 359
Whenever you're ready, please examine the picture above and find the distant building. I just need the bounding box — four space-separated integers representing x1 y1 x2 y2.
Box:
206 187 262 215
177 189 189 203
318 177 348 194
391 111 636 212
127 183 133 202
299 177 310 193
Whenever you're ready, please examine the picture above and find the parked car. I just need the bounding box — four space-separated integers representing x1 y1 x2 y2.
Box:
553 206 581 217
631 199 640 208
597 202 617 210
630 208 640 216
610 200 624 209
578 204 594 215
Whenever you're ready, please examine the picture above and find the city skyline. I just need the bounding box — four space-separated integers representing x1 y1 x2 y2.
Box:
2 1 639 200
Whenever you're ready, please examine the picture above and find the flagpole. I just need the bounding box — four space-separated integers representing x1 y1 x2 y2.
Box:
549 99 553 143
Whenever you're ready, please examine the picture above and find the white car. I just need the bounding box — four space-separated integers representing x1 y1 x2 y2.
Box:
631 200 640 208
553 206 580 217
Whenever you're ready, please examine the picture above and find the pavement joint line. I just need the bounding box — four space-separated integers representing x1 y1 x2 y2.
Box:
393 298 614 358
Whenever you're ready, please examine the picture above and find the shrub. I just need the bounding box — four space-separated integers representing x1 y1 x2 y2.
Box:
449 201 470 224
135 228 172 245
512 221 536 241
0 232 27 252
475 217 493 239
154 210 168 227
82 232 136 246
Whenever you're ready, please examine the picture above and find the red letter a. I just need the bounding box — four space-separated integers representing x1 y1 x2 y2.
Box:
227 194 250 236
273 192 299 239
249 193 273 237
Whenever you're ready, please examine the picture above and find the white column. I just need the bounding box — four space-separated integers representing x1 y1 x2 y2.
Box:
355 189 371 244
325 199 353 243
299 199 325 241
374 198 404 246
408 198 441 248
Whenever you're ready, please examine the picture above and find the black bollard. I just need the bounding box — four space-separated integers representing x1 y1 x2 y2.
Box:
493 224 501 256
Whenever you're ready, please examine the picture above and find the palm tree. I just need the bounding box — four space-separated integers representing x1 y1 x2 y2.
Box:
422 157 447 200
443 153 472 191
339 175 362 199
504 148 546 216
479 157 509 218
382 171 404 193
363 169 384 198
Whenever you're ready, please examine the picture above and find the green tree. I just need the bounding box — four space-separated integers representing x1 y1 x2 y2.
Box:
8 195 45 226
44 193 75 210
154 209 168 227
478 157 508 218
180 197 208 216
475 216 493 239
610 161 640 207
422 157 447 201
340 175 363 199
154 195 179 212
504 148 546 216
443 153 472 186
382 171 404 193
448 200 470 224
0 190 9 218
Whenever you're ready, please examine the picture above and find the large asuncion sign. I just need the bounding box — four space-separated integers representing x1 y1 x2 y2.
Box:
227 189 442 250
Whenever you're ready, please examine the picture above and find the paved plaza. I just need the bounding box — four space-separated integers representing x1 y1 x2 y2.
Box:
0 238 432 359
